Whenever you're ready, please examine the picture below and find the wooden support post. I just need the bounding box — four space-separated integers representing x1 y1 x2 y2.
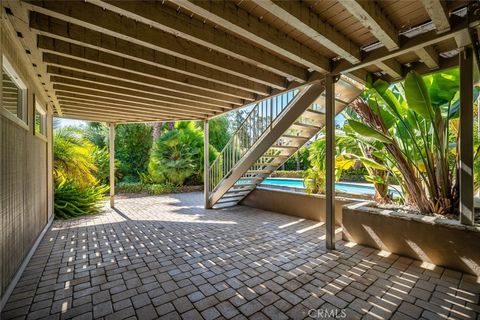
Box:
109 122 115 208
325 75 336 249
459 47 474 225
204 119 210 209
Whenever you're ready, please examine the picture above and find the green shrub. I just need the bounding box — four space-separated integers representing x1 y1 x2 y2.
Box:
148 121 218 186
116 182 144 193
54 179 108 219
271 170 305 178
116 182 180 195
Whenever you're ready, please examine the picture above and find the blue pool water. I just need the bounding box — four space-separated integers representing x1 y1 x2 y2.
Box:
260 178 402 197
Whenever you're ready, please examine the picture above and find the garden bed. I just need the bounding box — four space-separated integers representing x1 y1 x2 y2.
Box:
342 202 480 276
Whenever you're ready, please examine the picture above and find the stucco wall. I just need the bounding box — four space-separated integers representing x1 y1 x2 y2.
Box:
241 187 354 226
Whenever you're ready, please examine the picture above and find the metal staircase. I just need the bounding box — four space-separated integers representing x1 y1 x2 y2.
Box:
207 76 363 208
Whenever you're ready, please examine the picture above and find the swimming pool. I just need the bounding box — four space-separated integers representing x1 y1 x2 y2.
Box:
260 178 402 197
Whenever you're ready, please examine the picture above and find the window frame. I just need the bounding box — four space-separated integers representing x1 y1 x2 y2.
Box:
1 55 28 130
34 97 47 140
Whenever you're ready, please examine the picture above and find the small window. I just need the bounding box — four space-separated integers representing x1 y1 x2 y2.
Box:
2 56 27 125
35 100 47 137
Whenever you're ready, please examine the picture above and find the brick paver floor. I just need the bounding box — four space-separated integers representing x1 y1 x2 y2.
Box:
2 192 480 320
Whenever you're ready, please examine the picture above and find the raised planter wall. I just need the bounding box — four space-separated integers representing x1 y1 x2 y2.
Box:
241 187 354 226
343 203 480 276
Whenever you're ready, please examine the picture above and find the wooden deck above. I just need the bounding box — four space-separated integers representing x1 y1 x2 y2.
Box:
2 0 479 122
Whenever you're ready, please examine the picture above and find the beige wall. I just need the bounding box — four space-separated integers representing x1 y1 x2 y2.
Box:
241 188 354 226
0 13 53 303
343 206 480 276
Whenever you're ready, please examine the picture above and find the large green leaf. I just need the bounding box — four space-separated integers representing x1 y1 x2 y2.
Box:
373 79 406 118
348 120 392 144
428 68 459 107
359 157 388 170
368 96 396 129
404 71 433 120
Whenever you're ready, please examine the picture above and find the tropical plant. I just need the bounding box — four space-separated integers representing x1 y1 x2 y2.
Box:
115 123 153 181
148 121 218 186
304 132 360 194
54 126 109 219
208 116 231 152
348 69 478 214
84 122 108 149
282 147 310 170
54 127 98 187
54 179 108 219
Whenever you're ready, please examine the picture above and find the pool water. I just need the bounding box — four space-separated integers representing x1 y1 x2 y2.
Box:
260 178 402 197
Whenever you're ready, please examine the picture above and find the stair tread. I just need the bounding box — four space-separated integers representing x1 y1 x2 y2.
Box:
246 170 271 173
239 176 263 180
217 197 243 203
223 192 249 198
261 154 290 158
232 183 256 188
293 122 321 129
270 145 298 149
281 134 310 140
305 108 325 115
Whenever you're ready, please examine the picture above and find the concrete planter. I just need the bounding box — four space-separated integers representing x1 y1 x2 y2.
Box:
342 202 480 276
241 187 357 226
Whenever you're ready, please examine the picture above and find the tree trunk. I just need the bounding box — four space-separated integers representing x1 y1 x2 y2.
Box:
152 122 162 143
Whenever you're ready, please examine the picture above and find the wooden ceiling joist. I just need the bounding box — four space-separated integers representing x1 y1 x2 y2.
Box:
50 76 227 113
169 0 329 73
29 13 274 96
251 0 361 63
54 92 212 118
58 101 193 120
337 0 399 50
52 84 218 116
378 59 403 80
24 0 297 88
333 20 471 75
47 67 232 109
37 37 262 100
87 0 308 82
419 0 451 33
415 46 440 69
42 53 254 102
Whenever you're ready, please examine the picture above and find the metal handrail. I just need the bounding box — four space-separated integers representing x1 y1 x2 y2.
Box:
208 87 303 192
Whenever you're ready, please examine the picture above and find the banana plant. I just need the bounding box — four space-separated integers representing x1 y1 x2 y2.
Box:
348 69 478 215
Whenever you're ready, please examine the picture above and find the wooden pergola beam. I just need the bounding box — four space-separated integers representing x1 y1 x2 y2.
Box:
415 46 440 69
52 84 217 116
29 13 274 95
419 0 450 33
42 53 254 102
50 76 227 113
25 0 301 86
47 67 232 108
169 0 329 73
252 0 360 63
38 37 262 99
337 0 399 50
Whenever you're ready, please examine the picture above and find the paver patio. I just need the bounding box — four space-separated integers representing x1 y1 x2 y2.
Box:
2 192 479 320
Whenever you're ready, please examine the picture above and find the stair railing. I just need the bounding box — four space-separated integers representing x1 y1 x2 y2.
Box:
208 87 305 193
